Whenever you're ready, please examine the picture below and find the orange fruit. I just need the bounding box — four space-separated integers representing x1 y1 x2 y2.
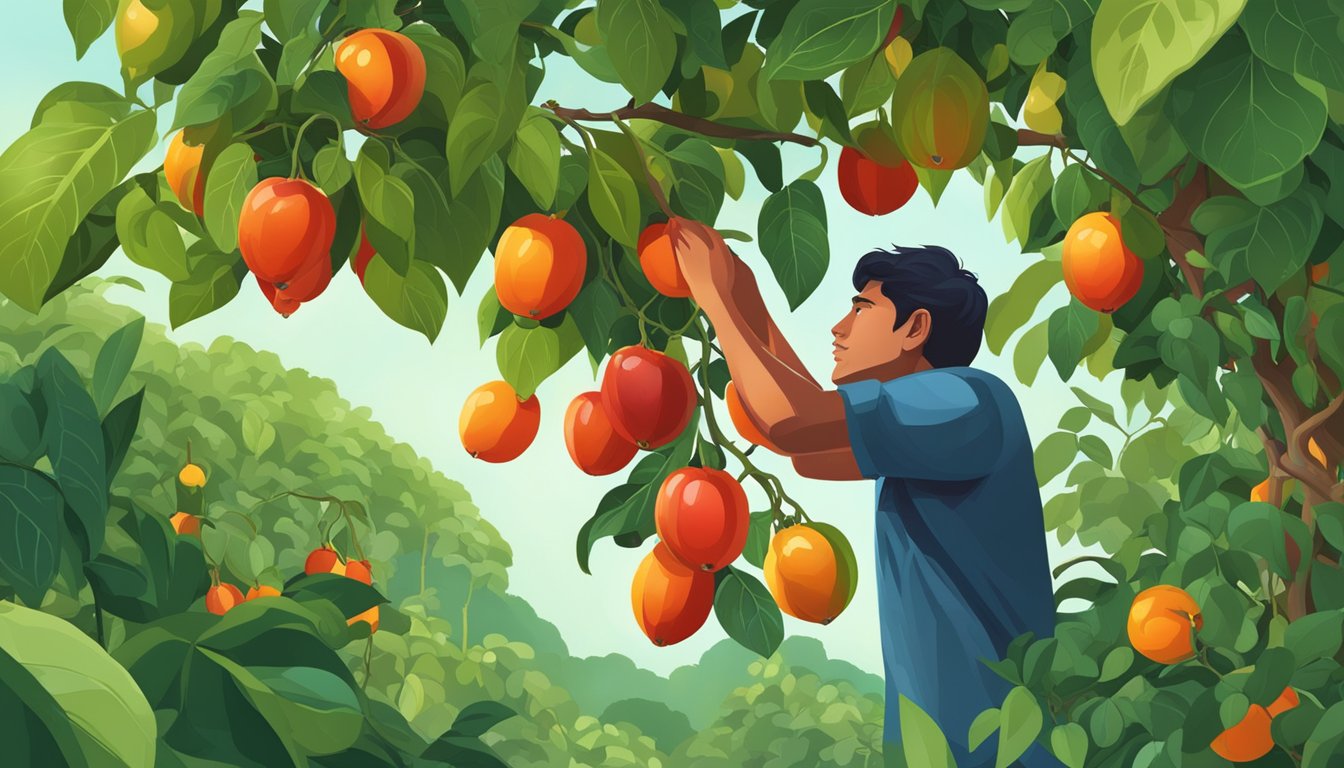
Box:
1250 477 1270 503
1127 585 1202 664
348 605 380 632
1210 704 1274 763
763 523 858 624
335 29 427 129
169 511 199 535
256 251 334 317
1062 212 1144 313
494 214 587 320
655 467 750 572
631 542 715 647
179 462 206 487
1311 262 1329 283
725 381 779 452
564 391 638 476
238 177 336 285
206 583 245 615
459 380 541 463
165 129 208 217
1267 686 1299 718
304 546 342 575
245 585 281 600
637 223 691 297
352 226 376 283
344 559 372 585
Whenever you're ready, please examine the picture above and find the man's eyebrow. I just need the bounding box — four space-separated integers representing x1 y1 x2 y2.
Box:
852 296 875 306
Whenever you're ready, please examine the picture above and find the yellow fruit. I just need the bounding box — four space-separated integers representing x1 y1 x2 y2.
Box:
883 37 912 78
115 0 196 84
179 462 206 488
1023 67 1066 134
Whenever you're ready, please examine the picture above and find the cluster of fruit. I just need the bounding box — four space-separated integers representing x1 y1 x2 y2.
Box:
1127 585 1299 762
161 27 427 317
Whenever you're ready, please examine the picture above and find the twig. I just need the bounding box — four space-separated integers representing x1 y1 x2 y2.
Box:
542 101 820 146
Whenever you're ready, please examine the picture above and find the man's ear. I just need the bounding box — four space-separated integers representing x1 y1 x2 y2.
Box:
899 308 932 352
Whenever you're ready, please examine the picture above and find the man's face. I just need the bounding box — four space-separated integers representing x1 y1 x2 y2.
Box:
830 281 927 384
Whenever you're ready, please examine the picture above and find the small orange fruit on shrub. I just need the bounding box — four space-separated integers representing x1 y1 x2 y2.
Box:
1267 686 1299 718
1210 704 1274 763
305 546 342 575
637 223 691 297
348 606 380 632
1062 212 1144 313
459 380 541 463
179 462 206 487
631 543 715 647
335 29 427 129
164 129 209 217
1127 585 1202 664
245 585 281 600
238 177 336 286
655 467 750 572
344 559 372 585
764 523 858 624
494 213 587 319
564 391 638 476
169 512 199 535
206 583 245 615
726 381 779 452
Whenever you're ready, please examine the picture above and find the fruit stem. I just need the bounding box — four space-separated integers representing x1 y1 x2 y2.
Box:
290 113 344 180
596 240 651 346
223 508 258 537
611 114 674 219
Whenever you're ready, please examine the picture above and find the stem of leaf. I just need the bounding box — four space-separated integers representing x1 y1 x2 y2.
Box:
289 113 343 181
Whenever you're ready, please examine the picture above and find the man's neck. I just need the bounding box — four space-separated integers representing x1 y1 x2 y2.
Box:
865 355 934 383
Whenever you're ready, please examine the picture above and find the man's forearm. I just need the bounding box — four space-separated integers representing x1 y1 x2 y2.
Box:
724 256 818 386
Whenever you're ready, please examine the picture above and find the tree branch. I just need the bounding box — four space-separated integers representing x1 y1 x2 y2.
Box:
1158 165 1209 299
1017 129 1067 148
542 101 821 146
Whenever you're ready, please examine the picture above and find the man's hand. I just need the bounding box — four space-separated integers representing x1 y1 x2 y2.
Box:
667 217 737 306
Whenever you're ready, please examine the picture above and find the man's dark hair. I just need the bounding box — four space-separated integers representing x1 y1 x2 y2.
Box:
852 245 988 368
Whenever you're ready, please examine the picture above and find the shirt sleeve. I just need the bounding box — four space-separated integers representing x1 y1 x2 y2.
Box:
837 371 1005 481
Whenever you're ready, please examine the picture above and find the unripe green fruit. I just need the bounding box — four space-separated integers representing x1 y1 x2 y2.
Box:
891 47 989 170
115 0 199 85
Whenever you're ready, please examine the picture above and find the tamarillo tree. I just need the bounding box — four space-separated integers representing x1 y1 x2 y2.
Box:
0 0 1342 764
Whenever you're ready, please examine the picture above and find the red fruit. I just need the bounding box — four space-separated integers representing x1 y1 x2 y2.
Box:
238 177 336 285
880 6 905 49
305 547 341 575
637 223 691 297
837 146 918 216
206 583 245 615
345 559 372 585
353 227 376 283
601 346 697 450
564 391 639 476
335 29 427 129
655 467 750 572
631 543 715 647
256 251 333 317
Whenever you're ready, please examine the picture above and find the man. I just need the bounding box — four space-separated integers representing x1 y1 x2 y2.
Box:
668 218 1058 767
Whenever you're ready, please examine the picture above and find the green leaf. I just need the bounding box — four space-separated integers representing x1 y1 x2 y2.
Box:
1051 164 1109 225
669 0 728 70
569 279 622 364
759 180 829 310
449 700 516 738
478 289 511 348
0 107 156 313
436 156 505 294
1088 698 1124 748
1078 434 1113 468
1034 432 1078 487
1048 299 1100 381
1168 31 1327 189
668 139 727 224
1317 304 1344 383
362 258 448 342
713 566 785 657
507 109 561 209
587 146 641 247
171 13 277 132
0 601 156 767
101 388 143 483
1002 155 1054 246
1006 0 1097 67
596 0 677 104
742 511 773 569
1066 46 1141 190
92 316 144 416
763 0 898 82
1091 0 1247 125
312 143 352 197
496 316 583 399
840 52 898 118
997 686 1043 768
63 0 117 60
1050 722 1088 768
38 348 108 559
802 80 855 145
115 183 189 282
1014 319 1050 386
1240 0 1344 93
402 25 466 121
0 467 63 606
985 259 1063 355
446 81 503 196
898 694 955 768
1198 191 1322 293
203 143 259 254
1303 702 1344 768
356 142 416 275
1284 609 1343 663
169 247 245 328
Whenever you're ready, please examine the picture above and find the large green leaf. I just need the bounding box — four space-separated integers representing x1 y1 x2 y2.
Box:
445 81 503 197
0 601 156 767
713 566 784 658
63 0 117 59
507 108 561 209
0 466 63 606
38 348 108 559
1047 299 1100 381
1168 31 1327 189
356 141 416 275
669 139 727 224
568 278 623 364
0 107 155 313
168 247 247 328
587 146 641 247
1240 0 1344 93
1002 155 1053 246
203 143 259 254
898 694 955 768
985 260 1063 355
444 0 540 64
92 316 144 416
362 258 449 342
496 316 584 399
763 0 898 82
1091 0 1247 125
758 180 829 310
1050 722 1088 768
1194 191 1322 293
1007 0 1099 66
596 0 677 104
209 655 364 759
1066 41 1141 190
171 13 277 132
115 183 190 282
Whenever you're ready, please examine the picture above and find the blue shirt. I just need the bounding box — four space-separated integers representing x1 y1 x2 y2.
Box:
838 367 1058 767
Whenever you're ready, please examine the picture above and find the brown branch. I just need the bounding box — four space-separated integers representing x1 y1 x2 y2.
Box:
1158 165 1210 299
542 101 820 146
1017 129 1067 148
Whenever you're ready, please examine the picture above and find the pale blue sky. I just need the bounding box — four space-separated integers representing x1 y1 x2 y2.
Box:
2 3 1107 675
